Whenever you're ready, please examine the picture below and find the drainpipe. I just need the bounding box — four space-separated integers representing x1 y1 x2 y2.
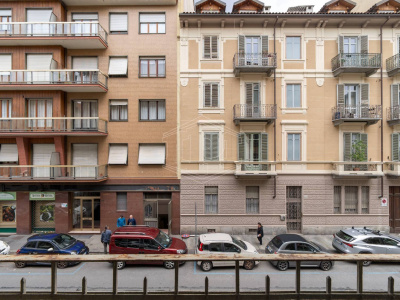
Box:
273 16 278 199
379 17 390 199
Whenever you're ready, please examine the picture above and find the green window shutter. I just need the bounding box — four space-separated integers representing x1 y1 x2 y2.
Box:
360 35 368 54
212 133 219 161
261 133 268 161
204 83 211 107
360 84 369 106
391 84 399 107
211 83 219 107
261 35 268 54
204 133 219 161
337 84 345 106
338 36 344 53
204 133 211 161
211 36 218 59
392 133 399 161
238 133 245 161
246 83 253 106
238 35 245 53
343 133 351 162
360 133 368 161
203 36 211 59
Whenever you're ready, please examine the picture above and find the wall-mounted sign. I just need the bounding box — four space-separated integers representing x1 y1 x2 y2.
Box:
381 198 388 207
29 192 55 201
0 192 16 201
61 203 68 208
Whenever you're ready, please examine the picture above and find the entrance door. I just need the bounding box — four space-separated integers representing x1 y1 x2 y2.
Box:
390 187 400 233
286 186 302 233
168 200 172 235
144 200 158 228
32 200 55 232
72 197 100 230
245 83 260 117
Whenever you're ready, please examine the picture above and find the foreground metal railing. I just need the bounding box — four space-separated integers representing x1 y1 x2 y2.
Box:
0 254 398 299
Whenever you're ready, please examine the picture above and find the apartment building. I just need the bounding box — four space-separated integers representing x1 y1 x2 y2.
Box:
0 0 179 234
179 0 400 234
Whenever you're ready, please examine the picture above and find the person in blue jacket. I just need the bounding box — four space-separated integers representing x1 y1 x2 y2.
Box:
117 215 126 227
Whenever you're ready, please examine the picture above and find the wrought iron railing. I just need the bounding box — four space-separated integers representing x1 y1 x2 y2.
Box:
0 22 108 43
233 104 276 120
0 70 108 88
0 117 107 134
0 165 108 180
235 161 274 172
387 105 400 121
332 161 383 173
386 53 400 73
331 53 381 71
233 53 277 68
332 105 381 121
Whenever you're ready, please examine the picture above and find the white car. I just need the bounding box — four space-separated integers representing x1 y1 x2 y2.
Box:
0 240 10 255
195 233 259 271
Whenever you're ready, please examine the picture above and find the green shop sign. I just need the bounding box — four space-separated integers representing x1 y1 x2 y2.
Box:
0 192 16 201
29 192 55 201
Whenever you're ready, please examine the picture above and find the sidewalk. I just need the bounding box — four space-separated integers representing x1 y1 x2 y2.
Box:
0 233 336 254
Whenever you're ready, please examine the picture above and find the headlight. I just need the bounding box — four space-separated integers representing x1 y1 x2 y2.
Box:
70 251 77 255
177 249 186 254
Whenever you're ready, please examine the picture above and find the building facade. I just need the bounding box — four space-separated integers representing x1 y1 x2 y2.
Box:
0 0 179 234
179 0 400 234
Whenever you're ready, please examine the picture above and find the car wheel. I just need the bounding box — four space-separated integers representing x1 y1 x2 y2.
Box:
116 261 126 270
15 262 26 268
359 252 371 267
163 261 175 269
243 260 255 270
277 261 289 271
320 261 332 271
201 261 213 272
57 261 69 269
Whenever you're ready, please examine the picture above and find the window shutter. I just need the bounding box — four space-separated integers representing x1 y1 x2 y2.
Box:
261 36 268 54
72 57 98 69
361 133 368 161
360 35 368 54
110 13 128 32
246 83 253 106
0 55 11 71
0 10 12 17
0 144 18 162
72 13 98 20
27 54 53 70
338 36 344 53
26 9 53 22
360 84 369 107
140 13 165 23
211 84 219 107
204 133 211 161
212 133 219 161
108 57 128 75
392 133 399 161
343 133 351 162
203 36 211 59
138 144 166 164
211 36 218 59
238 35 245 53
261 133 268 161
238 133 245 161
337 84 345 106
108 144 128 164
204 83 211 107
391 84 399 107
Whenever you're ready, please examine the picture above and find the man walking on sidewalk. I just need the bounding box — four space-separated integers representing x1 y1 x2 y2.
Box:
101 226 112 254
257 222 264 245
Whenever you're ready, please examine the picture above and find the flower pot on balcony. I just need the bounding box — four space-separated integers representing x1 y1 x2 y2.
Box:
353 167 360 171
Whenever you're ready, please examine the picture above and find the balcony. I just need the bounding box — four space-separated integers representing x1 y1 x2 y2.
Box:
386 162 400 177
234 162 276 177
387 106 400 126
332 162 383 178
331 105 381 126
233 53 276 77
0 70 108 92
0 22 107 49
387 54 400 77
0 165 108 182
233 104 276 125
0 117 107 137
331 53 381 77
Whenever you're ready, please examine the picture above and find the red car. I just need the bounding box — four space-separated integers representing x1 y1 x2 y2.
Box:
109 226 187 270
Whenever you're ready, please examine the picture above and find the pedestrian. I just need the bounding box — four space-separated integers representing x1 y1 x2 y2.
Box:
127 214 136 225
117 215 126 228
101 226 112 254
257 222 264 245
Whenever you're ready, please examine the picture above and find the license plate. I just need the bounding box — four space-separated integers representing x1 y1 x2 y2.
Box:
267 246 272 253
335 238 342 245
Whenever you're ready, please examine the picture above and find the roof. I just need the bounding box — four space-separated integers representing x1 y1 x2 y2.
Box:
367 0 400 12
287 5 314 12
233 0 264 6
113 226 160 237
319 0 357 13
28 233 60 241
199 233 232 243
195 0 226 8
353 0 384 12
276 234 307 243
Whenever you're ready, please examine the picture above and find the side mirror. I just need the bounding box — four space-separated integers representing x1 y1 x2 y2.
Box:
47 248 54 252
158 246 162 250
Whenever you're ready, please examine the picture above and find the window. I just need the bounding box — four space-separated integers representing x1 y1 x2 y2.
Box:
334 186 341 214
245 83 260 112
246 186 259 214
0 144 18 163
110 100 128 121
0 9 12 33
108 144 128 165
109 13 128 33
205 186 218 214
287 133 301 161
203 36 218 59
71 13 98 36
0 54 11 77
143 238 160 250
296 243 314 252
204 133 219 161
224 243 240 253
209 243 222 252
286 84 301 108
138 144 166 165
28 99 52 128
381 238 398 246
139 13 165 34
286 36 301 59
203 83 219 108
140 100 165 121
285 243 296 251
364 238 381 245
37 241 53 250
140 57 165 78
392 133 400 161
73 100 98 130
0 99 11 118
344 186 358 214
116 192 127 211
108 57 128 77
361 186 369 214
126 239 142 248
25 241 37 248
343 132 368 171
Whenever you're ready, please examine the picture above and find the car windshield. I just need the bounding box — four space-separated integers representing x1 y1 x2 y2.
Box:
271 236 283 248
154 230 171 248
231 236 247 250
52 234 76 250
336 230 354 242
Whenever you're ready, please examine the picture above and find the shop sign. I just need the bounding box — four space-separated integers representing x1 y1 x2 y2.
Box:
29 192 55 201
0 192 16 201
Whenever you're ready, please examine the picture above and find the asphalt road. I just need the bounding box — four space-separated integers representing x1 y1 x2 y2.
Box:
0 259 400 293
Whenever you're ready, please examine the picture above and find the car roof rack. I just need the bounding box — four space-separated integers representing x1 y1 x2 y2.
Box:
122 225 150 227
114 232 146 235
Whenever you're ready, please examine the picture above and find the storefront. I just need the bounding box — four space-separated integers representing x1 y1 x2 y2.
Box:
0 192 16 233
72 192 100 230
30 192 55 233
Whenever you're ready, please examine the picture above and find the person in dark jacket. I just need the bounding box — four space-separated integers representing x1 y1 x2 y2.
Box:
257 222 264 245
127 215 136 225
117 215 126 228
101 226 112 254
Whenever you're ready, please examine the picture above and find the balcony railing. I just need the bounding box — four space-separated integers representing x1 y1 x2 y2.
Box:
331 105 381 126
233 104 276 124
331 53 381 76
0 165 107 181
0 117 107 135
387 105 400 126
233 53 276 76
332 161 383 177
0 70 108 91
386 53 400 77
235 161 276 176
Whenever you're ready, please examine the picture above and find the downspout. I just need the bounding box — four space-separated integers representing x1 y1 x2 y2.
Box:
273 16 278 199
379 16 390 198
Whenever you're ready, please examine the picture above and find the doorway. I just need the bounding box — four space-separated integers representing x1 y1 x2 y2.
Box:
286 186 302 233
143 192 172 232
390 187 400 233
72 197 100 230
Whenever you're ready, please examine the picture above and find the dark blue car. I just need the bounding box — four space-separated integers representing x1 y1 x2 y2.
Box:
16 233 89 269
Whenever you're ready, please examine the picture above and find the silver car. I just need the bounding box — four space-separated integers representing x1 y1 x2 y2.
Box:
332 227 400 266
265 234 333 271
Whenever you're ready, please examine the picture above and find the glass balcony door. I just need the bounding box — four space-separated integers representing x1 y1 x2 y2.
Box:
73 100 98 130
245 37 260 65
344 85 360 118
28 99 53 128
343 37 359 66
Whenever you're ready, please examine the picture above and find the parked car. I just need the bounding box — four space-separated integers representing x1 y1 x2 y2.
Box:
16 233 89 269
0 240 10 255
109 226 187 270
332 227 400 266
195 233 259 272
265 234 333 271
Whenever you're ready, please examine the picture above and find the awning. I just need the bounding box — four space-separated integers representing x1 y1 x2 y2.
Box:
0 144 18 163
108 144 128 165
138 144 165 165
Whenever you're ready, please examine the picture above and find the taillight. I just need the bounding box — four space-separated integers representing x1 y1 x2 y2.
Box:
333 234 335 238
343 242 353 248
16 249 20 254
199 243 203 251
